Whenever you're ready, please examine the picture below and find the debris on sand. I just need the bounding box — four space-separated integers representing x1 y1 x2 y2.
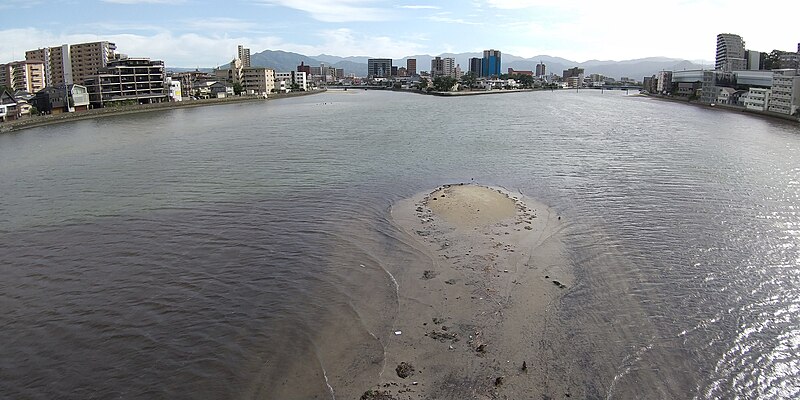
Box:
396 362 415 379
421 270 439 280
476 344 487 353
522 361 528 371
428 330 459 342
552 280 567 289
361 390 398 400
494 376 504 386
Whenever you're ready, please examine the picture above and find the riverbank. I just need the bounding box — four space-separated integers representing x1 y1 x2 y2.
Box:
367 184 573 399
427 88 535 97
0 90 324 134
641 93 800 124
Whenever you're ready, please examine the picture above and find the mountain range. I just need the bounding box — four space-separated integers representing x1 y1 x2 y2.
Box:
248 50 709 80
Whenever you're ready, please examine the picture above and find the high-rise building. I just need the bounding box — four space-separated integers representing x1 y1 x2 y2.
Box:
238 45 251 68
431 57 456 78
481 49 501 78
745 50 765 70
406 59 416 76
297 61 311 75
0 60 46 93
26 41 116 86
367 58 392 78
535 62 546 77
469 57 482 76
716 33 746 72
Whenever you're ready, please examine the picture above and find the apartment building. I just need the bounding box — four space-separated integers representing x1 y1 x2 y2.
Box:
431 56 456 78
767 69 800 115
238 45 251 68
744 88 771 111
84 57 166 107
275 71 307 91
25 41 117 86
242 67 275 95
716 33 746 72
0 60 46 93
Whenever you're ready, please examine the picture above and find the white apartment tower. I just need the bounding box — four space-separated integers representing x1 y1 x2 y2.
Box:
716 33 746 72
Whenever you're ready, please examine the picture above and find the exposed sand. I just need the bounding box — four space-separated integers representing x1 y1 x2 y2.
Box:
364 183 574 399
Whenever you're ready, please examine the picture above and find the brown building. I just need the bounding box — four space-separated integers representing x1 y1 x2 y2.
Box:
25 41 117 87
0 60 46 93
297 61 311 75
406 59 416 76
508 68 533 76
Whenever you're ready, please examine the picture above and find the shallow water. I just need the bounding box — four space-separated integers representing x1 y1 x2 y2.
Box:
1 90 798 398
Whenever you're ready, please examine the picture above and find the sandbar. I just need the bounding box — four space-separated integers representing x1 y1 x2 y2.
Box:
363 183 574 399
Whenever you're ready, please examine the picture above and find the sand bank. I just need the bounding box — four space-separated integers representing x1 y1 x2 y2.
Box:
363 184 574 399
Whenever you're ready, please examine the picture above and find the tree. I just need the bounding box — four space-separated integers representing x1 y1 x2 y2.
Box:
461 72 477 89
233 82 243 95
433 76 457 92
515 74 534 88
763 50 787 70
418 77 429 90
0 85 8 94
290 83 301 91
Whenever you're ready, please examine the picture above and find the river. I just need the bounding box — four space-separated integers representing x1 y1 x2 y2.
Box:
1 90 798 399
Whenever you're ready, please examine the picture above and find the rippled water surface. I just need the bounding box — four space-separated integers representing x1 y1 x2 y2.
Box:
1 90 798 399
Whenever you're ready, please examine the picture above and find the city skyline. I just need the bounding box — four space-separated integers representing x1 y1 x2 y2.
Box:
1 1 799 67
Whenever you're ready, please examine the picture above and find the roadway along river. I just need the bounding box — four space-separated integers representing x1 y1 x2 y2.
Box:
1 90 798 399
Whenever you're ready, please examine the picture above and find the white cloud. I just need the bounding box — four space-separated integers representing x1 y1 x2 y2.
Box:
484 0 554 9
0 28 283 67
398 5 441 9
101 0 185 4
183 18 259 31
309 28 426 59
256 0 392 22
425 16 482 25
0 26 429 67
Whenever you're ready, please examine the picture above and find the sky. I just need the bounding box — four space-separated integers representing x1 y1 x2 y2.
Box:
1 0 798 68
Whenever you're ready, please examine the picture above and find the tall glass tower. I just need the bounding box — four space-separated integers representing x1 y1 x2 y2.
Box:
481 49 501 78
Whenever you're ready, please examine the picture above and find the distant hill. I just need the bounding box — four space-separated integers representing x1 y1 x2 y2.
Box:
244 49 707 79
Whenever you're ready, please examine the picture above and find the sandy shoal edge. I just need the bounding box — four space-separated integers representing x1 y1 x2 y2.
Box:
360 184 574 399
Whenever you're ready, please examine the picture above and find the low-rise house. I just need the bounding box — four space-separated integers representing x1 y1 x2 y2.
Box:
0 89 19 121
716 87 736 105
32 84 90 114
209 82 233 98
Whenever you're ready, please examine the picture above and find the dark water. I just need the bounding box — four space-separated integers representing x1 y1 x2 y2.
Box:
1 91 798 399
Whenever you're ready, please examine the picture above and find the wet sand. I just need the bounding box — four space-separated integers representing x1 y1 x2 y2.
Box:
363 184 573 399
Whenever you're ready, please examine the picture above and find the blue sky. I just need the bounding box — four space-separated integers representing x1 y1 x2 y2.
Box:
1 0 798 67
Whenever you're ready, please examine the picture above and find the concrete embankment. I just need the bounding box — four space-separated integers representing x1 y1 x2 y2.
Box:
0 90 324 134
641 93 799 124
